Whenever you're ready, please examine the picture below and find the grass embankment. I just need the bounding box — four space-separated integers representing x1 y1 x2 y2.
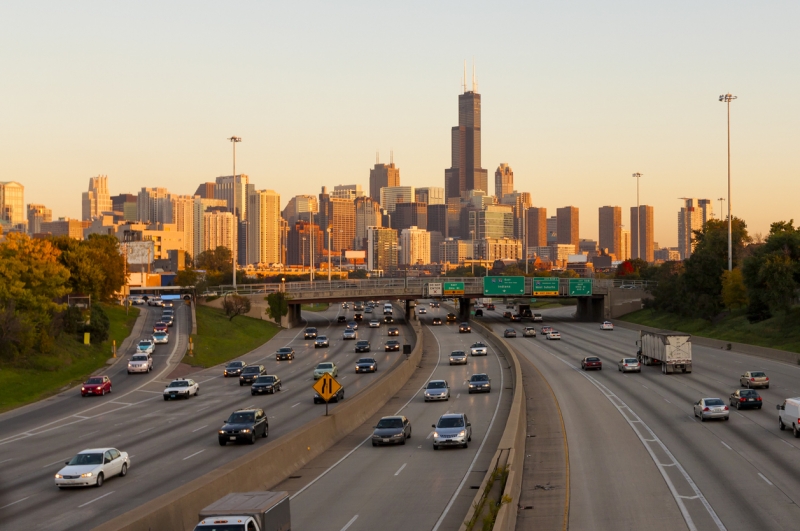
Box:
184 305 280 368
301 303 329 312
530 297 578 309
0 304 140 413
620 308 800 354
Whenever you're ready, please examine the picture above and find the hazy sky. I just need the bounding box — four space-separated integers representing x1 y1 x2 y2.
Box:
2 1 798 246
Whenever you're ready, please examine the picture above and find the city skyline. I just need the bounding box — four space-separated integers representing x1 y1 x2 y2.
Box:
2 2 798 247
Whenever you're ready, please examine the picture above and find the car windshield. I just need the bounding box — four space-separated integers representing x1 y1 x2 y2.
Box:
427 381 446 389
227 361 245 367
138 341 151 347
256 376 275 383
451 351 465 356
306 328 317 332
624 358 638 363
242 367 260 374
750 372 766 377
317 363 333 369
227 412 254 423
317 336 327 340
357 358 374 364
132 355 147 361
169 381 189 387
154 333 166 338
376 418 403 429
705 399 725 406
387 341 398 345
472 343 485 348
471 374 489 382
277 348 292 354
437 417 465 428
68 453 103 466
86 377 103 384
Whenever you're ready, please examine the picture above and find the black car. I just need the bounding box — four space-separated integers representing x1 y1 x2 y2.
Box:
223 360 247 377
372 416 411 446
459 322 471 333
304 327 318 339
355 357 378 373
446 313 457 323
355 340 371 353
354 313 363 321
385 340 400 352
218 408 269 445
510 314 521 322
337 315 347 323
730 389 762 410
475 309 483 317
251 375 281 395
387 327 400 336
276 347 295 360
239 365 266 385
468 373 492 394
314 386 345 404
162 314 175 327
383 315 394 324
432 317 442 325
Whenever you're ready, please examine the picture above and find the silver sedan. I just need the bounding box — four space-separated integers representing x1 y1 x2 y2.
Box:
693 398 730 422
618 358 641 373
424 380 450 401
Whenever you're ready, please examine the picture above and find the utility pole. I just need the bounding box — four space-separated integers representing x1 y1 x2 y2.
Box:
719 93 737 271
327 227 332 283
228 136 242 289
632 173 643 260
524 207 528 274
717 197 725 220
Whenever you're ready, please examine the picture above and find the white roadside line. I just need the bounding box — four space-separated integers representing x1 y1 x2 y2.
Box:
0 496 30 510
535 345 726 531
394 463 407 476
339 515 358 531
78 491 115 508
758 473 774 486
42 457 70 468
721 441 732 450
192 424 209 433
0 458 13 464
183 450 205 461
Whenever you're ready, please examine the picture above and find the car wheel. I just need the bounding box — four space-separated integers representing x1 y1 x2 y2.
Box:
249 433 256 444
736 402 740 410
219 439 227 446
372 441 377 447
794 425 800 439
758 406 762 409
724 416 729 421
195 389 199 396
95 473 104 488
746 382 750 389
401 438 406 445
163 396 169 401
780 418 786 430
766 385 770 389
463 442 469 449
700 416 705 422
120 463 128 477
101 389 105 396
433 444 439 450
108 387 111 393
127 371 131 375
251 391 256 396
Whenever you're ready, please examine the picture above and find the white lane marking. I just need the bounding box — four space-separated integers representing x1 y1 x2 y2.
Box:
136 427 155 435
339 515 358 531
721 441 732 450
758 473 773 486
0 496 30 510
191 424 208 433
291 402 301 408
432 336 505 531
72 415 89 419
136 390 163 394
426 431 434 440
109 401 134 406
42 457 70 468
0 458 13 464
457 393 461 398
536 347 726 531
394 463 407 476
78 430 99 440
183 450 205 461
78 491 115 508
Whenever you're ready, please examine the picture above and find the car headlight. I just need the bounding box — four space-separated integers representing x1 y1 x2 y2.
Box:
80 472 93 478
469 384 475 387
393 432 404 437
55 474 63 479
458 430 466 437
433 431 439 437
81 387 86 391
219 430 225 434
241 429 251 433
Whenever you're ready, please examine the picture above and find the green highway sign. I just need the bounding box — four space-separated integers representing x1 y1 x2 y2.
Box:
443 281 465 296
483 276 525 296
533 277 559 296
530 298 537 303
568 278 593 296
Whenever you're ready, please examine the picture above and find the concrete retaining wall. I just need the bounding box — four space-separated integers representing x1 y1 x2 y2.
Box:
96 321 424 531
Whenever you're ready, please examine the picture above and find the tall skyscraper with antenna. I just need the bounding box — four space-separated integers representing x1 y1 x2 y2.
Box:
445 61 488 200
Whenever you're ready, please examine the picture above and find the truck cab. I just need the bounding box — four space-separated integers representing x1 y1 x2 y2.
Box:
194 516 261 531
196 491 290 531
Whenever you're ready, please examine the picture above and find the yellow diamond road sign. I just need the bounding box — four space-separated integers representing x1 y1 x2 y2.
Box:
313 372 342 402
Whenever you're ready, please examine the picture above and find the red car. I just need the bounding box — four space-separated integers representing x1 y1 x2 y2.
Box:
153 322 168 333
81 375 112 397
581 357 602 371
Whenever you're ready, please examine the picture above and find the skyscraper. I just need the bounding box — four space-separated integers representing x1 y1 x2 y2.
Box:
399 227 431 265
203 210 237 257
546 216 558 244
526 207 547 248
444 65 488 199
215 175 250 220
367 227 398 273
379 186 415 214
247 189 281 266
0 181 25 228
495 163 513 200
318 187 355 252
393 202 427 232
170 195 196 260
332 184 365 200
192 197 228 261
82 176 112 221
112 194 138 222
282 195 318 226
631 205 655 262
194 182 216 199
500 191 531 239
137 187 171 223
287 220 323 267
415 187 445 205
427 204 449 236
620 229 631 261
598 206 622 260
556 206 579 248
354 196 382 250
369 159 400 203
677 198 714 259
27 204 52 234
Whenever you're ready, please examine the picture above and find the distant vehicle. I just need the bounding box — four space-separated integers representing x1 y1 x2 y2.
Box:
153 322 168 333
383 315 395 324
459 322 471 333
348 321 358 330
225 360 247 375
162 314 175 327
369 319 381 328
474 309 483 317
81 376 111 397
355 340 371 353
468 373 491 394
470 342 488 356
153 331 169 344
486 303 495 310
418 307 427 315
541 326 553 334
200 291 217 298
387 327 400 336
147 298 163 307
194 491 290 531
504 328 517 338
777 398 800 436
431 302 440 308
354 302 365 311
523 327 536 337
581 357 602 371
342 329 357 340
424 380 450 402
449 350 468 365
128 353 153 374
618 358 641 373
164 378 199 400
136 339 155 355
251 375 281 395
510 314 521 322
355 357 378 373
342 302 349 309
519 304 532 318
532 313 542 322
446 313 457 323
354 313 363 321
694 398 729 422
129 297 146 305
313 362 338 380
601 321 614 330
337 315 347 323
364 307 373 314
218 409 268 445
384 303 393 315
372 416 411 446
637 331 692 374
275 348 295 360
162 300 174 308
304 327 318 339
385 340 400 352
55 448 129 488
431 317 442 325
740 371 769 389
432 413 471 450
546 331 561 340
730 389 762 410
314 385 345 404
240 365 266 385
314 336 330 348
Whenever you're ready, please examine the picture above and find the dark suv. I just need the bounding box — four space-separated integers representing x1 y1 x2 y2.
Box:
304 327 318 339
218 408 269 445
355 340 371 353
239 365 266 385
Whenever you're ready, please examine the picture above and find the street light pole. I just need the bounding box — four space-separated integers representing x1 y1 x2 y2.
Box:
719 93 737 271
717 197 725 220
469 230 475 276
228 136 242 290
302 237 306 276
632 173 643 260
310 216 315 282
327 227 332 283
524 207 528 274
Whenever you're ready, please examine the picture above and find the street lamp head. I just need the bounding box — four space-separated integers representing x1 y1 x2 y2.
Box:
719 94 737 103
228 136 242 142
632 172 643 179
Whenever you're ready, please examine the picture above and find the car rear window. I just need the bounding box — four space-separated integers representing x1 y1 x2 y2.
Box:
624 358 638 363
750 372 766 377
705 399 725 406
741 390 758 397
586 357 600 362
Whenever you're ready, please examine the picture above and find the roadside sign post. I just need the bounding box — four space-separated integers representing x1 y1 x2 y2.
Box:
312 373 342 416
568 278 593 296
532 277 559 296
483 276 525 296
426 282 443 297
443 282 465 296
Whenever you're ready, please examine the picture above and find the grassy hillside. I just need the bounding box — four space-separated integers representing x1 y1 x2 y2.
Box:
620 308 800 354
184 305 280 368
0 304 140 412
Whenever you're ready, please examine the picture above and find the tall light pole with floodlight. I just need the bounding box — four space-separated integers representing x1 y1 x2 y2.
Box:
632 173 643 260
719 93 737 271
228 136 242 290
327 227 332 283
717 197 725 220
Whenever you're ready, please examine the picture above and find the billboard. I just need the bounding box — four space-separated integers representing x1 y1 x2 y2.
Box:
123 241 155 265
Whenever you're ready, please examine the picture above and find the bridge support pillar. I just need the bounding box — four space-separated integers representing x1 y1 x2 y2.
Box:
404 300 415 321
281 303 303 329
458 297 471 321
575 296 605 322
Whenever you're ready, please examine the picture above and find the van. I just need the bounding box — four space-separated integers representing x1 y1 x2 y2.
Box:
777 398 800 437
384 303 393 315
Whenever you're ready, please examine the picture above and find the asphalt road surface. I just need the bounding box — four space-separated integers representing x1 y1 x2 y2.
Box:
0 303 414 531
277 303 512 531
485 305 800 531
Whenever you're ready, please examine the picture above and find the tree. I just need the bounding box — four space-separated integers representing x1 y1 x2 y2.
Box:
266 292 289 323
222 294 252 321
721 269 748 309
50 234 125 302
757 254 796 314
742 220 800 320
196 246 232 273
85 304 110 342
175 268 199 287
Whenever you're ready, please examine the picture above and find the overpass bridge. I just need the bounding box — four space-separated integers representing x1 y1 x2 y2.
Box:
214 277 655 328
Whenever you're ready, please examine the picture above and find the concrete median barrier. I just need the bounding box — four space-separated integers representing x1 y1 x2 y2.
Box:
96 321 424 531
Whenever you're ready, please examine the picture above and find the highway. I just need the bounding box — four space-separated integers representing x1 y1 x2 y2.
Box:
0 302 415 531
483 306 800 531
276 303 512 531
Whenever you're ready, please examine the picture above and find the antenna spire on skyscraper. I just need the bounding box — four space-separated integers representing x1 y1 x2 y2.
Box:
472 57 477 93
463 60 467 93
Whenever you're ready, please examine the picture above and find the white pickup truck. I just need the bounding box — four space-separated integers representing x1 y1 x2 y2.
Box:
195 491 290 531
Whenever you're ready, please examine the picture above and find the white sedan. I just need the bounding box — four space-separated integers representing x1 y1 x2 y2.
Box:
418 307 427 314
600 321 614 330
55 448 129 488
136 339 155 355
163 378 199 400
546 331 561 340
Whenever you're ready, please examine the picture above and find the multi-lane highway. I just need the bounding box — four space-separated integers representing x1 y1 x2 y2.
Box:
276 305 512 531
0 302 415 530
483 306 800 531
